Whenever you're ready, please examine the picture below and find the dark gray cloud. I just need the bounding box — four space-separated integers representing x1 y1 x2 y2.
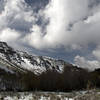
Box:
8 18 33 33
25 0 50 12
0 0 4 13
89 0 100 8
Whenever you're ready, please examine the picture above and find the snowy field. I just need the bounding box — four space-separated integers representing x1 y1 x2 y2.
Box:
0 90 100 100
0 92 75 100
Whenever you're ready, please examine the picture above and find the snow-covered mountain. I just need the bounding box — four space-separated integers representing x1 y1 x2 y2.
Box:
0 41 68 75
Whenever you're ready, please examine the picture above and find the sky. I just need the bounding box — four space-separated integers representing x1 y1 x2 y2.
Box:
0 0 100 71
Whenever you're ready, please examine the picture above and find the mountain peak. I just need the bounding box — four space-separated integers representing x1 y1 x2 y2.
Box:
0 41 67 75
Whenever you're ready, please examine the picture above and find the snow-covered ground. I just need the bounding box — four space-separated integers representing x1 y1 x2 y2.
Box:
3 95 74 100
0 90 100 100
0 92 75 100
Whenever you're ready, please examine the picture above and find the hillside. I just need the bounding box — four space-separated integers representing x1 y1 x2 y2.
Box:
0 41 67 75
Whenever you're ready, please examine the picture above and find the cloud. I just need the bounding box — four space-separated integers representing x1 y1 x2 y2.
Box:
0 0 4 13
24 0 100 51
92 46 100 61
74 45 100 71
0 0 36 42
74 55 100 71
1 0 100 51
0 28 20 42
25 0 50 12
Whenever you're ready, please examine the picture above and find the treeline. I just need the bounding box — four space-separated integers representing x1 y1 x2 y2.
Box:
1 64 100 92
21 65 100 92
20 65 89 92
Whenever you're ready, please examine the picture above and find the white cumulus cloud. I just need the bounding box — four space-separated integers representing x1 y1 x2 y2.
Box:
74 55 100 71
0 28 20 42
24 0 100 51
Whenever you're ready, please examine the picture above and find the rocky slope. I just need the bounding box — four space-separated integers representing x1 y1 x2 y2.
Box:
0 90 100 100
0 41 67 75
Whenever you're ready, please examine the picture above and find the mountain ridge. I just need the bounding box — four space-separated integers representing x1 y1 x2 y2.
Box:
0 41 70 75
